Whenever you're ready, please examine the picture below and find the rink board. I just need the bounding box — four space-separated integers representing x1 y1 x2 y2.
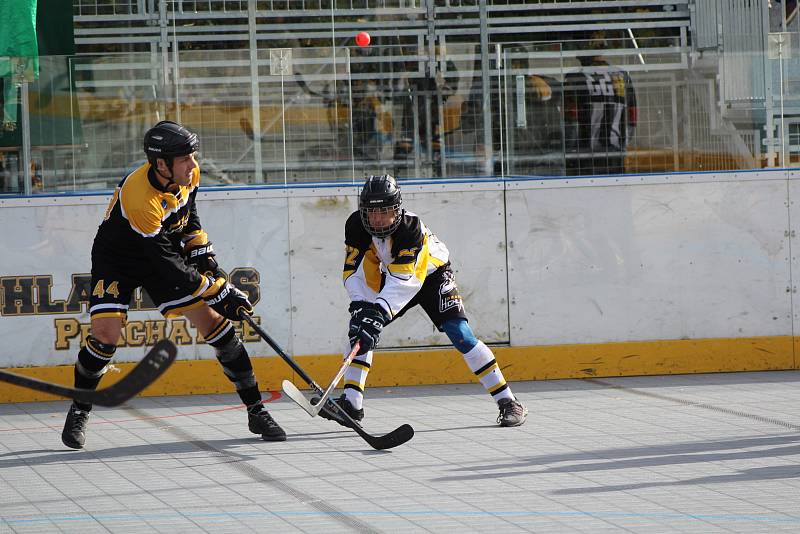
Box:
1 170 798 402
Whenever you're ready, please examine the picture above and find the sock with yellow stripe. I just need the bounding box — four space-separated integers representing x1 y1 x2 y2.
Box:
462 340 515 404
342 349 373 410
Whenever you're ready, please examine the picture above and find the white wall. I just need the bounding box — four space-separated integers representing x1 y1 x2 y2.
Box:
0 169 794 367
506 170 793 345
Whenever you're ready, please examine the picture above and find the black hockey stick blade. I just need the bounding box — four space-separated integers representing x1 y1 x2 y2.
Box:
282 380 414 449
348 418 414 451
240 312 414 450
0 340 177 407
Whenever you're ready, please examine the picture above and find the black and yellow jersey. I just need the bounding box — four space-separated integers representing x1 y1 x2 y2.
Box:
342 210 449 319
93 163 215 307
564 60 637 153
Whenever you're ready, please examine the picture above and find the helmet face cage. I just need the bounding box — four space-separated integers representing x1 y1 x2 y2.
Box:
360 203 402 238
143 121 199 168
359 174 403 238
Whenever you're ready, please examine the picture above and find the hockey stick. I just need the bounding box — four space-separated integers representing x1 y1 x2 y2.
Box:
281 340 360 416
0 340 177 407
240 313 413 450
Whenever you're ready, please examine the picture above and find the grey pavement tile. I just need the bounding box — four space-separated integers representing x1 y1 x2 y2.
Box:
2 374 800 533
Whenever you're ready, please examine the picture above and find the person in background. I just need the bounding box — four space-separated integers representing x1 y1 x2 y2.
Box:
563 37 637 176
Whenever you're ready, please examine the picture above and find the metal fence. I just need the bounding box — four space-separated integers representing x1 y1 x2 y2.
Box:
3 0 797 194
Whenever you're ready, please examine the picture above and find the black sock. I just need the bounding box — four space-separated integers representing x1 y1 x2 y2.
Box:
72 336 116 412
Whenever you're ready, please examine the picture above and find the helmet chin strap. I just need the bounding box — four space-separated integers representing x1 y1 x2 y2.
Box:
155 158 179 189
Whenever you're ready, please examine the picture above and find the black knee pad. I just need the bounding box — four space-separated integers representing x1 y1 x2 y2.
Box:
214 335 248 366
215 336 257 390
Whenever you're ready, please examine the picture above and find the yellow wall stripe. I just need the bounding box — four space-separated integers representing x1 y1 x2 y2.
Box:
1 335 795 403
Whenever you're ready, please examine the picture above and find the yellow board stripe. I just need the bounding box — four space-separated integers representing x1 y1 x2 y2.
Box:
1 335 796 403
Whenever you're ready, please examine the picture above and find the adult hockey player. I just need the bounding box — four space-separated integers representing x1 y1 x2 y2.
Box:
61 120 286 449
319 174 527 427
563 38 637 176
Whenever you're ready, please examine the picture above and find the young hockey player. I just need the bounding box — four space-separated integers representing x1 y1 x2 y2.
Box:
318 174 527 427
61 120 285 449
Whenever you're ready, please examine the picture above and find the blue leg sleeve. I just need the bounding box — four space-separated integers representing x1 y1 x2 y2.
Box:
441 318 479 354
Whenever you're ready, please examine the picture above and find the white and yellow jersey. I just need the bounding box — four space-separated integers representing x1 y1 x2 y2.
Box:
342 210 449 319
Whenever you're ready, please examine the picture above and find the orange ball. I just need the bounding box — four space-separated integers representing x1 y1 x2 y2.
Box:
355 31 371 47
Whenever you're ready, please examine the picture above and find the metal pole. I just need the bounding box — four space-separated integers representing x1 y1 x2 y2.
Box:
158 0 169 88
172 7 180 124
479 0 493 176
497 44 505 178
346 49 355 182
779 39 786 168
762 1 777 168
20 81 32 196
248 1 264 183
672 74 679 171
19 81 33 196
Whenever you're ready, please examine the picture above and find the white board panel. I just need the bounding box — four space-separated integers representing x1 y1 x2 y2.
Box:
787 169 800 329
287 192 356 355
285 184 510 354
202 195 293 358
401 186 509 345
0 193 294 367
4 170 793 369
0 182 508 367
507 177 792 345
0 200 106 367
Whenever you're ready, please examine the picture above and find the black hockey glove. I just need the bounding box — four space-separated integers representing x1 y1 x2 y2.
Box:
204 281 253 321
348 302 389 355
186 242 222 278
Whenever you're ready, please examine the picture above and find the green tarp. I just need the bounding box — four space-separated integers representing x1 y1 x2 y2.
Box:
0 0 39 128
0 0 80 150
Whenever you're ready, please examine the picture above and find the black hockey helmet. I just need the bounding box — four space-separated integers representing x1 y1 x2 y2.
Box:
359 174 403 238
143 120 199 167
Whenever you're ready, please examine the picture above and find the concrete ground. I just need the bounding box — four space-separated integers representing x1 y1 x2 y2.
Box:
1 371 800 533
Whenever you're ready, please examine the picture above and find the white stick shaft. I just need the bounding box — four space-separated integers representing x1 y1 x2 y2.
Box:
310 341 361 410
281 341 360 417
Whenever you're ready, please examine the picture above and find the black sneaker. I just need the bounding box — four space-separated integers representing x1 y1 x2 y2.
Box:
62 403 90 449
497 398 528 427
313 394 364 428
248 407 287 441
